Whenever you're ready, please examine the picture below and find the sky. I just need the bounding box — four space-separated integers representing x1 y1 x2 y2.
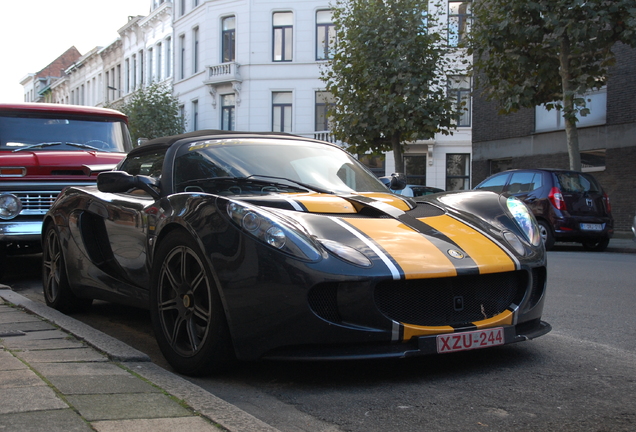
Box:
0 0 151 102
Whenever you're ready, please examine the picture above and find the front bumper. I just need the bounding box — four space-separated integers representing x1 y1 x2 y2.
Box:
0 220 43 242
262 319 552 360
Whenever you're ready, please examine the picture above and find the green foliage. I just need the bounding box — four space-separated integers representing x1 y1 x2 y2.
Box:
117 83 184 145
321 0 462 172
468 0 636 169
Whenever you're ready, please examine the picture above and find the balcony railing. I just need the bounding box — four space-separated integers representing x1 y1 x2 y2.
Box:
204 62 242 85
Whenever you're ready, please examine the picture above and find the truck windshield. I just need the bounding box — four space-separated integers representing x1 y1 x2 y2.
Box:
0 115 131 153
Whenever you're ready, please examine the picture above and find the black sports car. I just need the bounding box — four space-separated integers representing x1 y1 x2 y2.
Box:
42 131 551 375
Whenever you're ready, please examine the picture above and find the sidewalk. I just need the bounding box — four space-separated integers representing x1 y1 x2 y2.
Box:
0 289 280 432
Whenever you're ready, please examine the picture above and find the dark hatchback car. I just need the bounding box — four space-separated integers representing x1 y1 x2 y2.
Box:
474 169 613 251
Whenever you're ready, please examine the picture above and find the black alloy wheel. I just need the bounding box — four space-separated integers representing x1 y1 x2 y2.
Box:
150 230 234 376
42 223 92 313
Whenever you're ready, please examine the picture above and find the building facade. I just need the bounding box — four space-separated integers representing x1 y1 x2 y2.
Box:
20 0 474 192
471 43 636 232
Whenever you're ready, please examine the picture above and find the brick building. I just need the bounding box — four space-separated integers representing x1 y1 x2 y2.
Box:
471 43 636 232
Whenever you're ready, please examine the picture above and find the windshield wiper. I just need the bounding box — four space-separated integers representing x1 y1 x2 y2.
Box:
246 175 334 194
66 142 105 151
11 142 63 152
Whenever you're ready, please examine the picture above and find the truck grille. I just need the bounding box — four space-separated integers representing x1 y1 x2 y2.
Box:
17 191 59 215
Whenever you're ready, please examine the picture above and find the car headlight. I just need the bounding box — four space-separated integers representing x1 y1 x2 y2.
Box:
225 200 322 261
506 197 541 247
0 193 22 220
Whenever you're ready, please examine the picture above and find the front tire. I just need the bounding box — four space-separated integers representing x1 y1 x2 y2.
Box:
42 223 92 313
150 230 234 376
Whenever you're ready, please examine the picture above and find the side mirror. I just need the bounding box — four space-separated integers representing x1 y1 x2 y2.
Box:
387 172 407 191
97 171 160 199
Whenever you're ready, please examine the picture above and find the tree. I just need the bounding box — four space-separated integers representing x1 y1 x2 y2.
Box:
321 0 463 173
117 82 184 145
469 0 636 171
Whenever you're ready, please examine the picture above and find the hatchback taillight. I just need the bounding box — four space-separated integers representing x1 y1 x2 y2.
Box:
603 193 611 213
549 187 566 211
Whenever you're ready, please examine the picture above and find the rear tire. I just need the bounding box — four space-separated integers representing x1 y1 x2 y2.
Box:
538 220 555 251
150 230 234 376
582 237 610 252
42 223 92 313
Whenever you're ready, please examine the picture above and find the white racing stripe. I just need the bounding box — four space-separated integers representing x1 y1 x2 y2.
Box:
329 217 401 280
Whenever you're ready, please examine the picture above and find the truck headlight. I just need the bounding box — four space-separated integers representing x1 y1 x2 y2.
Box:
0 193 22 220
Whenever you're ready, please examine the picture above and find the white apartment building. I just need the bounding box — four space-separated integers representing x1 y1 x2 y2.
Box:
21 0 473 190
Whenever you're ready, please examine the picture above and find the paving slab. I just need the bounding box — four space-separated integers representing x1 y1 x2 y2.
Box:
0 368 45 389
31 361 130 377
4 337 86 350
47 374 161 395
1 328 68 341
66 393 192 421
0 311 41 324
0 386 68 414
91 416 222 432
0 320 57 333
14 347 109 363
0 409 92 432
0 350 28 371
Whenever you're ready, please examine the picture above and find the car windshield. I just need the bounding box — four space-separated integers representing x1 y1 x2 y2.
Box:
174 138 389 194
0 115 130 153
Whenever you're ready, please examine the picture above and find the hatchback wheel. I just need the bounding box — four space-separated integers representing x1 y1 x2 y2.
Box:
538 220 555 250
150 230 234 376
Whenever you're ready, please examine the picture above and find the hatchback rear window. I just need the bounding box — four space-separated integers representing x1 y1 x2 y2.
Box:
556 172 600 193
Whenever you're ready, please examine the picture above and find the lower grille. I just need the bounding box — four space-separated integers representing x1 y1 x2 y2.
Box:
375 271 528 327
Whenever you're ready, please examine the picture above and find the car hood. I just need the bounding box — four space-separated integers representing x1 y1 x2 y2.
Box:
236 191 524 279
0 150 125 178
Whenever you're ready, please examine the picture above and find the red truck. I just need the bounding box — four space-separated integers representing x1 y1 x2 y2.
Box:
0 103 133 279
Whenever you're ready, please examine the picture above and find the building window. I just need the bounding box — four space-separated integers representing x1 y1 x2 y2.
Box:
148 47 154 83
179 34 186 79
193 0 199 7
273 12 293 62
272 92 292 132
193 27 199 74
179 105 185 130
448 75 471 127
192 100 199 130
448 1 472 47
125 59 130 93
404 155 427 185
222 16 236 63
157 42 162 81
179 0 185 16
132 54 137 90
221 94 236 131
446 153 470 191
535 88 607 132
166 37 172 77
315 91 334 131
139 50 144 86
316 10 335 60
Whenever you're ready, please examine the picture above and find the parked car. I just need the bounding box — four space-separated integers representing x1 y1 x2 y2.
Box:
474 168 613 251
43 130 550 376
0 102 133 279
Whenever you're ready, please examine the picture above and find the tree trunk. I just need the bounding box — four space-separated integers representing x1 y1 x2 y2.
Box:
559 37 582 171
391 132 404 173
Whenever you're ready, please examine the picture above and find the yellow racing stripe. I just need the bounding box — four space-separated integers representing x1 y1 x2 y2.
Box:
342 218 457 279
401 310 514 341
423 215 516 274
290 194 357 213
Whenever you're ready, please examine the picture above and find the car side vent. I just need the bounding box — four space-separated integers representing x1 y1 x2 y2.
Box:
308 283 342 324
51 170 87 175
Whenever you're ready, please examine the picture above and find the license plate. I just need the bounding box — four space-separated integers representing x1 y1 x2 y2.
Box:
580 223 603 231
437 328 504 354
